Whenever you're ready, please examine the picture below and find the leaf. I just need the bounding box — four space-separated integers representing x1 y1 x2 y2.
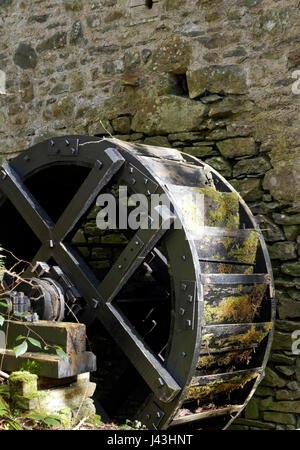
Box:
29 413 45 421
0 396 10 415
0 315 4 326
47 414 62 421
28 337 42 349
6 419 23 430
44 417 61 428
0 385 9 398
55 348 69 363
0 301 9 309
15 335 26 342
13 340 28 358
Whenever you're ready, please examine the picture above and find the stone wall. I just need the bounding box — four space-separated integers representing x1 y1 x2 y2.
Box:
0 0 300 430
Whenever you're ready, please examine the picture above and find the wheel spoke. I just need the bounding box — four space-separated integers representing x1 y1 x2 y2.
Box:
52 241 181 402
53 148 125 242
99 207 175 303
0 163 54 242
54 242 100 298
99 302 181 403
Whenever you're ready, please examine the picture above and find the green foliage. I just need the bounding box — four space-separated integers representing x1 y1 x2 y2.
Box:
85 414 102 426
55 346 69 363
19 360 39 374
12 335 69 364
29 413 63 429
0 299 10 327
13 340 28 358
119 419 145 430
0 383 9 399
0 394 23 430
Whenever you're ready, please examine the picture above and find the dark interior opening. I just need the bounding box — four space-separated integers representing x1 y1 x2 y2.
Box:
24 165 90 222
0 198 41 272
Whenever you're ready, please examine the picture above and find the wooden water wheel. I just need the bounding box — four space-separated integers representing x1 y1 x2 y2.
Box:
0 136 275 429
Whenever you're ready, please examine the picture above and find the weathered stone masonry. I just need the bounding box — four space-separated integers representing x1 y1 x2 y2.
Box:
0 0 300 429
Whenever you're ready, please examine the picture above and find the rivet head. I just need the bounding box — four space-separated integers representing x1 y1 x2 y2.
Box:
182 255 186 261
92 298 99 309
146 414 150 420
118 264 122 269
179 308 185 316
131 178 136 184
187 295 193 303
158 377 164 386
65 139 70 146
181 352 187 357
181 283 187 291
50 139 55 146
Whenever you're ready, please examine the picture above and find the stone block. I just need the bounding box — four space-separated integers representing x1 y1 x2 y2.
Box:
131 95 207 135
8 371 38 397
216 137 256 159
268 242 297 261
263 411 296 425
186 65 247 98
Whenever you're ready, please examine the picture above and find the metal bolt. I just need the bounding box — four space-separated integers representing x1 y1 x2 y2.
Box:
158 377 164 386
65 139 70 146
144 178 148 184
187 295 193 303
1 170 7 179
181 283 187 291
129 167 134 173
156 412 161 418
146 189 151 196
179 308 185 316
96 160 103 169
186 320 192 327
71 148 76 155
118 264 122 269
49 240 55 248
181 352 187 357
92 298 99 309
32 313 39 323
131 178 136 185
50 139 55 147
182 255 186 261
135 241 139 245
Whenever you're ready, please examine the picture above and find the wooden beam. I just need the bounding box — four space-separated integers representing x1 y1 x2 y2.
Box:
170 404 243 427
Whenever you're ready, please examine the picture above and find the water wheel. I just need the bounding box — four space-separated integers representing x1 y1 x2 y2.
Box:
0 136 275 430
